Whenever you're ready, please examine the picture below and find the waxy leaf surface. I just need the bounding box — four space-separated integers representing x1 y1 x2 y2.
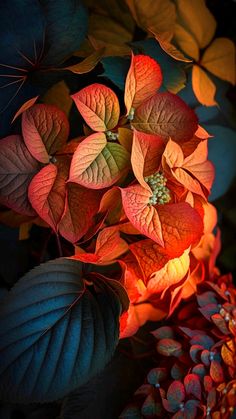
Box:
0 135 40 216
28 164 66 231
22 104 69 163
69 133 130 189
71 84 120 131
0 258 126 402
124 54 162 114
132 92 198 142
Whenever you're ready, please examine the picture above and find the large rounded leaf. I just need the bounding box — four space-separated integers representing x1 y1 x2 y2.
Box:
0 258 128 403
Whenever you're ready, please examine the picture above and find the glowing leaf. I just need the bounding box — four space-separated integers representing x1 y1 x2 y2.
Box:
69 133 130 189
132 92 198 142
167 381 185 408
22 104 69 163
28 164 66 231
0 135 40 216
131 130 164 190
64 48 105 74
0 258 125 402
175 0 216 49
154 31 192 62
124 54 162 114
184 374 201 400
192 65 217 107
73 227 128 264
147 249 190 293
174 24 199 61
71 83 120 131
125 0 176 34
120 184 164 246
210 360 224 383
201 38 235 85
58 183 102 243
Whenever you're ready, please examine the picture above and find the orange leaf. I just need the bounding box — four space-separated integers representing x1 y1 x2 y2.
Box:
201 38 235 85
175 0 216 49
125 0 176 34
64 48 105 74
173 23 199 61
11 96 39 123
22 104 69 163
192 65 217 106
28 164 66 231
69 132 130 189
154 31 193 62
131 130 164 190
132 92 198 142
42 81 72 117
71 83 120 131
118 127 133 153
147 248 190 293
120 184 164 246
58 183 103 243
124 53 162 114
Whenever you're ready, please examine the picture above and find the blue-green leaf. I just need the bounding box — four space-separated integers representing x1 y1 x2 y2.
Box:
205 125 236 200
0 258 128 403
101 57 130 91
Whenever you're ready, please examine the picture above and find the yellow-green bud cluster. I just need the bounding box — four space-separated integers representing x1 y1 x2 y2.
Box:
106 131 119 141
144 172 171 205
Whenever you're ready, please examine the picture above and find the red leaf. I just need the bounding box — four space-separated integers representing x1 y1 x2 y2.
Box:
124 53 162 114
210 360 224 383
120 184 164 246
167 380 185 406
28 164 66 231
132 92 198 142
131 129 165 189
69 133 130 189
157 338 183 357
58 183 103 243
71 83 120 131
0 135 40 216
184 374 201 400
22 104 69 163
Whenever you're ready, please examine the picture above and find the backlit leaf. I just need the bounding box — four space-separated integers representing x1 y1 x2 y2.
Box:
69 133 130 189
124 54 162 114
131 130 164 190
175 0 216 49
125 0 176 34
22 104 69 163
192 65 217 106
0 135 40 216
0 258 125 402
28 164 66 231
58 183 102 243
12 96 39 123
154 31 192 62
210 360 224 383
132 92 198 142
71 83 120 131
201 38 235 85
167 380 185 408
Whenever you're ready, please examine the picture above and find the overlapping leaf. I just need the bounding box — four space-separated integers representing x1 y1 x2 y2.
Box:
28 163 66 231
124 54 162 114
0 258 128 402
132 92 198 142
69 133 130 189
72 84 120 132
201 38 235 85
22 104 69 163
0 135 40 216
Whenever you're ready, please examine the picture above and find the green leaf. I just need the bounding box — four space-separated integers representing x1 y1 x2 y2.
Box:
0 258 127 402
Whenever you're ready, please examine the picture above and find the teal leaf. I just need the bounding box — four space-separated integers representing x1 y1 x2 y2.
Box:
205 125 236 201
101 57 130 91
0 258 127 403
